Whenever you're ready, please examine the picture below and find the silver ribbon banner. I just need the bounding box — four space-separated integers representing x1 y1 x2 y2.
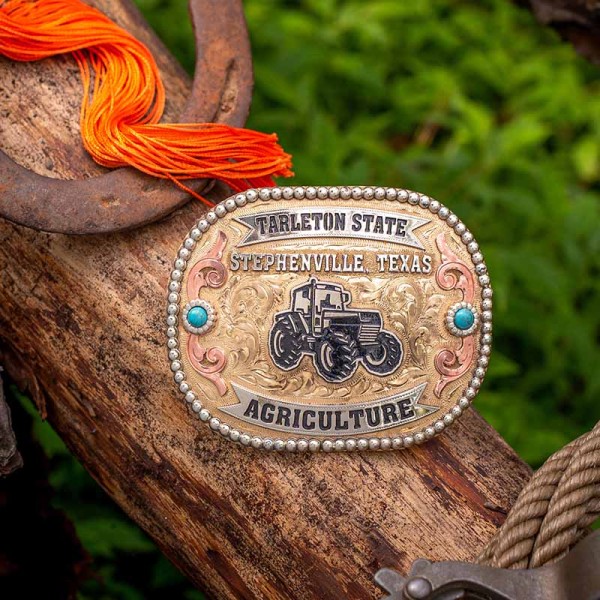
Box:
220 382 438 436
234 207 429 250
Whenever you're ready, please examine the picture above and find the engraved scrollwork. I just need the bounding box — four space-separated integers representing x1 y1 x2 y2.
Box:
349 276 445 375
220 271 437 399
186 231 228 299
434 337 475 397
435 233 475 304
186 232 228 396
434 233 475 397
187 336 228 396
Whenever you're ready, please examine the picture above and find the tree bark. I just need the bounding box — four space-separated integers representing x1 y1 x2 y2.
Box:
0 371 22 475
0 1 531 598
520 0 600 64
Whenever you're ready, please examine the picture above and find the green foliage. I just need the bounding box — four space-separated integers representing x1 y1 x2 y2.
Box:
246 0 600 466
141 0 600 466
25 0 600 596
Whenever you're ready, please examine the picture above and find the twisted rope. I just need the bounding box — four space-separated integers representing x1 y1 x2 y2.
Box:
478 420 600 569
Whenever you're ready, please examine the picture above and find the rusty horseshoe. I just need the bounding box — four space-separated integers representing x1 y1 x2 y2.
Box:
0 0 253 234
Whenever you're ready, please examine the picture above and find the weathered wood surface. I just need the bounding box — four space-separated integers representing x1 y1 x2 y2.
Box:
0 2 531 598
0 0 253 233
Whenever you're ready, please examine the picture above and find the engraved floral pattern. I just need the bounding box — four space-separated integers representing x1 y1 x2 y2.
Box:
187 337 228 396
186 231 228 299
219 270 444 400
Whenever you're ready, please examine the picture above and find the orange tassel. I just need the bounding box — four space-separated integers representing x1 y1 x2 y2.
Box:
0 0 293 205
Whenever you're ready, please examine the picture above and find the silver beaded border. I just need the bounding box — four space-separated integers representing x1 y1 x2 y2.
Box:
446 302 479 337
182 299 215 335
166 186 493 452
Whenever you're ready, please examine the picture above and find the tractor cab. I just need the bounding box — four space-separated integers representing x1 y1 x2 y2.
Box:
291 278 351 333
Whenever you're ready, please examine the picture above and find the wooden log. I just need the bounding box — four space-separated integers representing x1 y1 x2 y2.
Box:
0 2 531 598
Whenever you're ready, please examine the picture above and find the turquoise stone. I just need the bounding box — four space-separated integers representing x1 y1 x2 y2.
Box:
454 307 475 330
188 306 208 328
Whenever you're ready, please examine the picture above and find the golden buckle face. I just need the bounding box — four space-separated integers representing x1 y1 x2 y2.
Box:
167 186 492 452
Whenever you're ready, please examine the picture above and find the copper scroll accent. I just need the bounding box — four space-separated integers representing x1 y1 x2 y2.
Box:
434 233 475 397
187 231 228 396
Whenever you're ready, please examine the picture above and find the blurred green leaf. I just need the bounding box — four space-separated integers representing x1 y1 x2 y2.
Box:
573 136 599 183
76 517 155 558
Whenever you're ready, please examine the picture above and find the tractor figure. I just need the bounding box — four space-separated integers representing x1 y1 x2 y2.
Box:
269 277 403 383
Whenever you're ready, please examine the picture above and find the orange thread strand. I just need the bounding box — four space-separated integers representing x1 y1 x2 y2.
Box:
0 0 293 205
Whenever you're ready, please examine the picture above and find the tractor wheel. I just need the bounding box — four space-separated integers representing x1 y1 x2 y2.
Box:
362 331 403 376
269 318 303 370
313 330 359 383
